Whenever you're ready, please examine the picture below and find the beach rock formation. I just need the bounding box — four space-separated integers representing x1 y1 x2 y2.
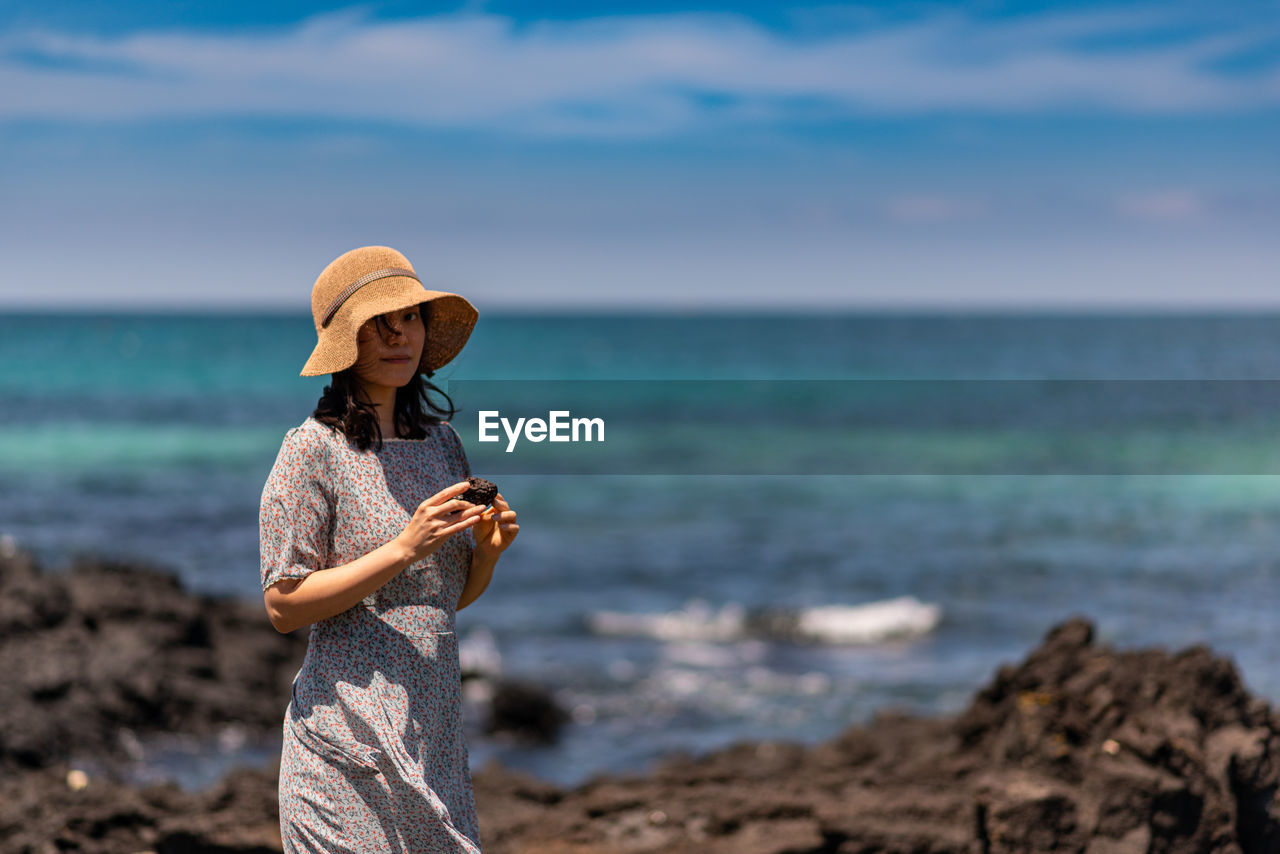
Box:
2 545 1277 853
0 547 307 773
0 763 283 854
467 617 1280 854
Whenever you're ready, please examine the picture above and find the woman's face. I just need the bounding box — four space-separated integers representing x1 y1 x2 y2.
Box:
351 304 427 392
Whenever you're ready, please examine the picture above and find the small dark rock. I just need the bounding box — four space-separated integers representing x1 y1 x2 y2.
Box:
460 476 498 507
485 678 569 745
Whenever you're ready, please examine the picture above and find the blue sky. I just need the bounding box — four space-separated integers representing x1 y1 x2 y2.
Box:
0 1 1276 310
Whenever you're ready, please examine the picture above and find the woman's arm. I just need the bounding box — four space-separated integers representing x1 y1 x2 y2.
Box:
457 492 518 611
263 540 412 633
264 480 485 632
457 549 498 611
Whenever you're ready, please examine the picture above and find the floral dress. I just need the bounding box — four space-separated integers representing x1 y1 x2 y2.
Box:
259 415 482 853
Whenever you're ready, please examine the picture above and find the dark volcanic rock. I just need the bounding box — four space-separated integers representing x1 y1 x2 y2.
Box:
467 617 1280 854
461 476 499 507
485 678 571 744
3 540 1277 854
0 762 283 854
0 548 307 773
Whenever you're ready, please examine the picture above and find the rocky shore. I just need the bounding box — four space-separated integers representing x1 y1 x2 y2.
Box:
1 547 1277 853
0 547 307 775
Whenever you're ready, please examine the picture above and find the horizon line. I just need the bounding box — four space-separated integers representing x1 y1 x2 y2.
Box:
7 302 1280 317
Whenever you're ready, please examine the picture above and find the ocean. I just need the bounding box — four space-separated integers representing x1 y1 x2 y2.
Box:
2 310 1279 789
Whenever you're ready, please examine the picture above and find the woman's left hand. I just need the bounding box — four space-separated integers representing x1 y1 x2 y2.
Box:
473 493 518 559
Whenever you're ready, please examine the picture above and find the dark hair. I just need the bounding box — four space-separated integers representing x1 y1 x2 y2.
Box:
311 311 458 452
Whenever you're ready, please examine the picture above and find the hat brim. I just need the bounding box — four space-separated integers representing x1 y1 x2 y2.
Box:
300 276 477 377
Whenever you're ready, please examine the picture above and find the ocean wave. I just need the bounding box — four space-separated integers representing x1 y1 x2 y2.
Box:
459 625 503 678
587 596 941 645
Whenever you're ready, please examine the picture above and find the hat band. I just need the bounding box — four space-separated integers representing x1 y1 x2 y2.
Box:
320 267 420 328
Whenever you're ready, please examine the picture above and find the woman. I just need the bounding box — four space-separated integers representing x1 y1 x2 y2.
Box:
259 245 517 853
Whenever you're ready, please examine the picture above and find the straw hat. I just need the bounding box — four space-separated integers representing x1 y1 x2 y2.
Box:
300 245 478 377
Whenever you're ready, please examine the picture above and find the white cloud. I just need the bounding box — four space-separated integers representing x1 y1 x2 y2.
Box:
0 5 1277 136
5 228 1279 310
1114 190 1203 222
884 195 988 223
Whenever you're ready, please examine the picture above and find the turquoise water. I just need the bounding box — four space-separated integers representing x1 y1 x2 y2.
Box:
3 311 1280 787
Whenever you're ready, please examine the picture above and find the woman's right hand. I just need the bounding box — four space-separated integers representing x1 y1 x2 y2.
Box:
394 481 488 565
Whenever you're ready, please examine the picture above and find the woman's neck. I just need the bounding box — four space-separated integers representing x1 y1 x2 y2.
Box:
357 383 399 438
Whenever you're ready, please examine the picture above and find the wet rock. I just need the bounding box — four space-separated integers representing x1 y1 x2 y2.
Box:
3 543 1277 854
0 548 308 772
469 616 1280 854
485 678 570 744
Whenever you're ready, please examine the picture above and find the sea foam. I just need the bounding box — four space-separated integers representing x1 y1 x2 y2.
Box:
588 595 940 645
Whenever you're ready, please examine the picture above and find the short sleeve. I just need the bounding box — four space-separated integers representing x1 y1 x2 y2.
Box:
259 427 334 593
